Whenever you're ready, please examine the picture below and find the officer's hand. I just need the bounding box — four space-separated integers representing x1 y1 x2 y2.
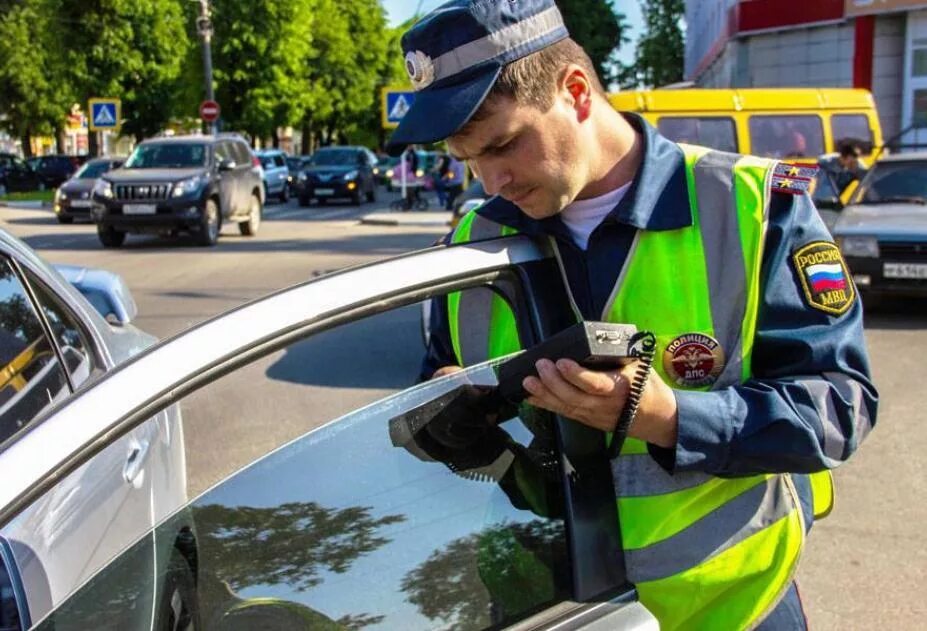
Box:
522 358 678 449
432 365 464 379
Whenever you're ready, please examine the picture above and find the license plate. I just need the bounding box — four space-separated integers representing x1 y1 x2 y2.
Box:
884 262 927 279
69 200 91 208
123 204 157 215
315 188 335 196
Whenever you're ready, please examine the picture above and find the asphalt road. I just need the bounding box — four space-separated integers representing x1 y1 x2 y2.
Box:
2 194 924 629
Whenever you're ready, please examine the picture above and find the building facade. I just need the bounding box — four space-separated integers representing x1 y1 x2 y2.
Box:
685 0 927 149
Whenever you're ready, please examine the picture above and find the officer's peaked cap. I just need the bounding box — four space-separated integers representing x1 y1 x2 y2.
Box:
386 0 569 156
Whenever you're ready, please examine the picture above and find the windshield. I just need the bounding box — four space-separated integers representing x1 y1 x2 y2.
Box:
855 161 927 205
286 157 304 170
73 161 113 179
124 143 207 169
307 149 356 167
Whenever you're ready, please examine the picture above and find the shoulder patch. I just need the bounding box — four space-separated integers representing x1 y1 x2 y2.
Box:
772 162 818 195
791 241 856 315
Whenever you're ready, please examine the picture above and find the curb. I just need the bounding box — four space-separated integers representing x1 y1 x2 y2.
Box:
0 200 52 210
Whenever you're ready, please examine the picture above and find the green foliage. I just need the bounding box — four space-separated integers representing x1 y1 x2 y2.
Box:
619 0 686 89
0 0 74 145
210 0 316 140
556 0 631 86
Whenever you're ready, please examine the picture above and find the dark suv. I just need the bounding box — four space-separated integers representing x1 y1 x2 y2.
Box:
91 135 264 247
295 146 377 206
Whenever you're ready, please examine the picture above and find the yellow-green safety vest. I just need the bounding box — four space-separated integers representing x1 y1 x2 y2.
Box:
447 144 834 630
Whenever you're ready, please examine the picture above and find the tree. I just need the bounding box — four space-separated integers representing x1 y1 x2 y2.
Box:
401 520 567 629
619 0 685 89
209 0 316 143
0 0 74 156
557 0 632 87
194 501 405 592
53 0 192 153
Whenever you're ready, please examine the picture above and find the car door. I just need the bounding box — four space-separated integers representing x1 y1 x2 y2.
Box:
0 255 159 629
0 237 655 630
213 142 239 218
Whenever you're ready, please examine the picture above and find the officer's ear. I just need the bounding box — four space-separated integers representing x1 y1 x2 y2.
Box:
561 66 592 122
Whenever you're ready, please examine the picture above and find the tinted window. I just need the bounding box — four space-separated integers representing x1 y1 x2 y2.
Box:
125 143 208 168
856 161 927 204
31 285 571 630
214 141 233 164
0 259 69 445
73 161 111 179
748 115 825 158
232 142 252 166
832 114 874 154
273 155 286 168
21 271 99 389
657 116 738 153
308 149 357 166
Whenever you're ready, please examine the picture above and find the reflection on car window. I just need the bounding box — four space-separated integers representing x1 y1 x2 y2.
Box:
124 143 207 169
657 116 738 153
39 364 569 630
73 161 110 179
858 161 927 204
21 271 98 389
0 259 70 446
748 115 825 158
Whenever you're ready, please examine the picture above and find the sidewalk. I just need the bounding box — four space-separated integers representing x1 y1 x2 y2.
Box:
0 199 51 210
360 206 453 227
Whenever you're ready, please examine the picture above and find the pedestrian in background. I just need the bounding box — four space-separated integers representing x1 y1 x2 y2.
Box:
388 1 877 628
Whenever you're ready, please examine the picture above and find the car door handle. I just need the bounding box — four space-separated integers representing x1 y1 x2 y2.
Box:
123 439 151 485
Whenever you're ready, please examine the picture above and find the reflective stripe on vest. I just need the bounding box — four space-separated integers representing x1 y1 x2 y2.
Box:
447 146 833 629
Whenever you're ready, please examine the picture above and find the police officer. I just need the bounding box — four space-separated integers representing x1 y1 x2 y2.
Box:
387 1 878 629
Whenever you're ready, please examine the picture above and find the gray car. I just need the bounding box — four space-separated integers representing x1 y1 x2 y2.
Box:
0 236 659 630
832 152 927 303
0 227 191 630
53 157 124 224
255 149 290 203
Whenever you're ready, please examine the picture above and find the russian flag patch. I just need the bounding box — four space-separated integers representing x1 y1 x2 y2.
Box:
792 241 855 315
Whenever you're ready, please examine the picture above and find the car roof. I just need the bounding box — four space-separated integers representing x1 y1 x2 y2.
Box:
877 151 927 162
139 135 214 145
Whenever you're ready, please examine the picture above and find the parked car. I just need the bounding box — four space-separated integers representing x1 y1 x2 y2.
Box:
0 154 41 194
296 146 378 206
29 155 85 189
255 148 290 203
833 152 927 304
91 134 264 248
53 157 125 224
286 155 310 195
0 237 659 630
0 227 193 631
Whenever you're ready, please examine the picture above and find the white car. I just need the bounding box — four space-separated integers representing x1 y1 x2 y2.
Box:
0 228 190 630
0 236 658 630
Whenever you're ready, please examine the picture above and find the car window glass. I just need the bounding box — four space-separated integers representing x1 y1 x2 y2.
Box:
259 156 275 169
657 116 738 153
214 142 232 164
26 281 573 629
0 540 24 631
19 270 99 389
232 142 251 166
831 114 874 154
748 115 825 158
857 161 927 203
124 143 207 169
273 155 286 168
0 259 70 447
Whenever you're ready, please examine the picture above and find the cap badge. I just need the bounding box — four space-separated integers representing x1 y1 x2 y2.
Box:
405 50 435 90
663 333 726 388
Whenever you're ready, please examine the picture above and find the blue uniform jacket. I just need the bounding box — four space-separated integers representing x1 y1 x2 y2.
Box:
422 114 878 498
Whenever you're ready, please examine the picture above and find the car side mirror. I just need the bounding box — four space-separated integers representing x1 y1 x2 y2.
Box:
218 158 236 172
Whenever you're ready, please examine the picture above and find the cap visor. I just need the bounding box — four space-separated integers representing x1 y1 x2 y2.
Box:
386 64 502 156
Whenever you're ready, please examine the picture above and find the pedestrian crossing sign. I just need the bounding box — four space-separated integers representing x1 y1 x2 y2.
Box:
381 87 416 129
88 98 121 131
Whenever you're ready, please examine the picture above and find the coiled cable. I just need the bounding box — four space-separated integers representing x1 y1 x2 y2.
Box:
607 331 657 458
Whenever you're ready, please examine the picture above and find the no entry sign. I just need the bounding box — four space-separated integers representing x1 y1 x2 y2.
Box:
200 100 220 122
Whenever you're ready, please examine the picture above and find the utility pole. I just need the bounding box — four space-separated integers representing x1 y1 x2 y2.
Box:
196 0 216 135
